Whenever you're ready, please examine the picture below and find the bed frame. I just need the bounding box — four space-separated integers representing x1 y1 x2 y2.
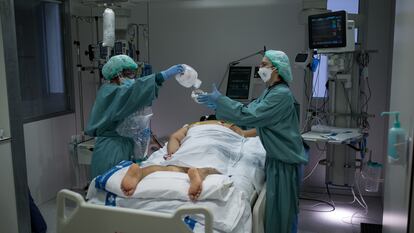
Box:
57 186 266 233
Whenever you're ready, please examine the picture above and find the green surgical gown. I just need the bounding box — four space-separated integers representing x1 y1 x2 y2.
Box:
216 83 308 233
85 74 164 178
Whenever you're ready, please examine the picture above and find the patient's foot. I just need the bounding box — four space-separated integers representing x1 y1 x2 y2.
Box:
188 168 203 201
121 163 143 196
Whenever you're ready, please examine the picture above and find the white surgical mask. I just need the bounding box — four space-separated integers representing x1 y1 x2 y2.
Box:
122 78 135 87
258 67 273 83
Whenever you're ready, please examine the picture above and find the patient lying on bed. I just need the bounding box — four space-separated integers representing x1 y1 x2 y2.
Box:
121 119 256 201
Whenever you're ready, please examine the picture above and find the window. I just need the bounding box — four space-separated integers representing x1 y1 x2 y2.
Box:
327 0 359 14
14 0 73 121
43 2 65 94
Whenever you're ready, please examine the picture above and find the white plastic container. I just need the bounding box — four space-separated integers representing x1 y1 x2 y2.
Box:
175 64 201 89
364 161 382 192
102 8 115 48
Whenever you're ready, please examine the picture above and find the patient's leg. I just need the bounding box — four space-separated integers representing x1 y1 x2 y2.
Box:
121 164 188 196
121 163 144 196
187 167 220 201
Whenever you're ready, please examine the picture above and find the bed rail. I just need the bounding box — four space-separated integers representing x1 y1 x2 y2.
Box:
57 189 213 233
252 184 266 233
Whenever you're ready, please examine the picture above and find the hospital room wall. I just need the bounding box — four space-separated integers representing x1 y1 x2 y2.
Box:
23 115 77 204
301 0 396 195
147 0 306 137
0 16 19 233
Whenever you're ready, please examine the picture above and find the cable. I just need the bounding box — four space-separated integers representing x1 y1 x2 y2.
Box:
357 52 372 131
364 76 372 112
301 58 321 133
347 144 361 151
218 49 264 90
340 81 354 116
325 183 334 203
299 180 337 213
336 193 357 205
318 88 329 114
360 69 372 112
307 55 320 107
342 213 379 233
304 70 310 102
339 171 371 232
301 54 332 135
301 70 313 133
352 187 367 210
311 55 321 100
218 65 231 91
314 61 321 111
356 173 369 213
302 156 323 181
299 197 336 212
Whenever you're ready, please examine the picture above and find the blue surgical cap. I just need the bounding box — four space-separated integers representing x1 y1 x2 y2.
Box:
264 50 293 83
102 55 138 80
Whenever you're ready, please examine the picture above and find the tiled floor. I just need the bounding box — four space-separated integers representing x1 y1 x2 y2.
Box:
38 192 383 233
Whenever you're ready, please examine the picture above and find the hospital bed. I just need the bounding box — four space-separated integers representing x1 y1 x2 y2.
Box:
58 125 267 233
57 186 266 233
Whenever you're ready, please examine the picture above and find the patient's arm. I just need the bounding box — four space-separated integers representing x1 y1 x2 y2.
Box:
229 124 257 137
167 126 189 155
243 128 257 137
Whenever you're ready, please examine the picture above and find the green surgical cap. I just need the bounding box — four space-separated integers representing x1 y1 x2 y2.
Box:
264 50 293 83
102 55 138 80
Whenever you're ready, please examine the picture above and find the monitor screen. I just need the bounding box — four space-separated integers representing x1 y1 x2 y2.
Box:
308 10 347 49
114 41 124 55
226 66 252 100
99 42 108 59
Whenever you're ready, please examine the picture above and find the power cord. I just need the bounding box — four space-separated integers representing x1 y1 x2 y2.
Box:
302 145 326 182
299 197 336 212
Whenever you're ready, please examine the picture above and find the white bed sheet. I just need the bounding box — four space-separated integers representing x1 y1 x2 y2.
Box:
86 124 266 233
142 124 266 197
87 185 250 233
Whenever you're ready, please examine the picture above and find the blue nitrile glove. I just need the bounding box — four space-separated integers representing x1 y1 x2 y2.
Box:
197 84 222 110
161 64 185 81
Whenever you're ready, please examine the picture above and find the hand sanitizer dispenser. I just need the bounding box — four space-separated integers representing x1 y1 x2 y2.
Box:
381 111 408 164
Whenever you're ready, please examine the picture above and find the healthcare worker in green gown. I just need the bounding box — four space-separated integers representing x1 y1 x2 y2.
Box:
86 55 184 178
197 50 308 233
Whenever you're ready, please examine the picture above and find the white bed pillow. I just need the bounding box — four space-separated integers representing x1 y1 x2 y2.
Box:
103 168 234 201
